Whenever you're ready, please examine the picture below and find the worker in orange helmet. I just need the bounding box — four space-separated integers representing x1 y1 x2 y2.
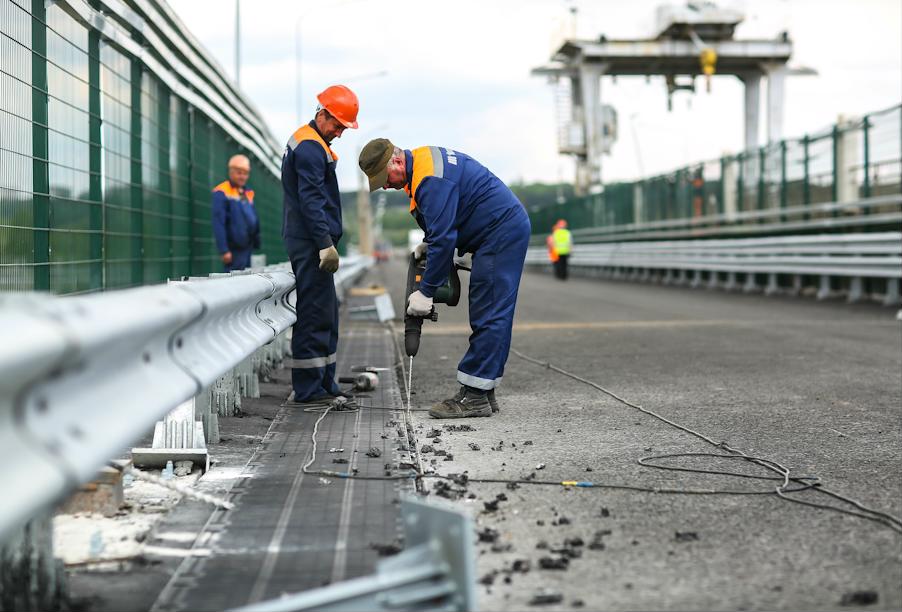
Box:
281 84 360 409
550 219 572 280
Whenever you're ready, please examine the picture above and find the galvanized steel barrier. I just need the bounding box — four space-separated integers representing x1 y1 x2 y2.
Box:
0 255 371 542
527 232 902 305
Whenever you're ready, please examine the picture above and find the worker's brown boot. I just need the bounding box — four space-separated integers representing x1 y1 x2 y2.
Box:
429 387 491 419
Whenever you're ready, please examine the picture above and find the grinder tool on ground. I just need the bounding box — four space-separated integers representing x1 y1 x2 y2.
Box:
403 251 466 407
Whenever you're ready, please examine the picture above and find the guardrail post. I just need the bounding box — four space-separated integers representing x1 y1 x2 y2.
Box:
817 275 833 300
706 270 720 290
765 273 780 296
724 272 738 291
802 134 811 220
743 272 760 293
690 269 703 288
847 277 864 303
884 279 900 307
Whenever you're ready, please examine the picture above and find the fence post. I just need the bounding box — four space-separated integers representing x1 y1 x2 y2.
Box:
780 140 787 222
130 57 144 286
862 115 871 201
88 15 103 290
30 0 50 291
831 123 839 215
802 134 810 220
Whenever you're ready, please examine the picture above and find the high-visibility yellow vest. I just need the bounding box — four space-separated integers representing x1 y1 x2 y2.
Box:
553 228 572 256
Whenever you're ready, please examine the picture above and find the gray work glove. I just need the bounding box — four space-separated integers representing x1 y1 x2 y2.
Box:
319 245 340 273
413 241 428 261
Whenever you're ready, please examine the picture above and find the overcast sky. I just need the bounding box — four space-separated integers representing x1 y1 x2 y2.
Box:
167 0 901 191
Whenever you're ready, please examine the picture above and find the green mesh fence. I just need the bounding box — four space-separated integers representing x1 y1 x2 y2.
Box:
529 103 902 235
1 0 286 294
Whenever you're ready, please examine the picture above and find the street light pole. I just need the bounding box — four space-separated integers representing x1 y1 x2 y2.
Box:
235 0 241 86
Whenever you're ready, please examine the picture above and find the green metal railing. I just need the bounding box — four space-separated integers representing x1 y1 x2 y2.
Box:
1 0 285 294
529 103 902 235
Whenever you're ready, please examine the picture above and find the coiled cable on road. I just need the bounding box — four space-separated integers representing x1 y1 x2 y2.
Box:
510 348 902 534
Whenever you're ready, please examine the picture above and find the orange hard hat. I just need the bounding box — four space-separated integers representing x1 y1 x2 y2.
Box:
317 85 359 129
554 219 568 229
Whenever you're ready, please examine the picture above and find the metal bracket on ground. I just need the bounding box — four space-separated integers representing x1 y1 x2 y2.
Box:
132 399 209 472
230 496 477 612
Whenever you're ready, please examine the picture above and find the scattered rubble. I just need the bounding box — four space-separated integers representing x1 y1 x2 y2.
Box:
675 531 699 542
538 556 569 570
528 588 563 605
840 591 879 606
468 443 481 451
477 527 500 543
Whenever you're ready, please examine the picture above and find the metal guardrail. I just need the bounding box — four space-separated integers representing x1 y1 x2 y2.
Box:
531 194 902 245
0 256 371 542
527 232 902 304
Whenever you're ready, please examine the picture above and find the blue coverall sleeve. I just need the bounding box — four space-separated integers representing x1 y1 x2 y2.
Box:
212 190 229 253
415 177 459 298
294 141 333 250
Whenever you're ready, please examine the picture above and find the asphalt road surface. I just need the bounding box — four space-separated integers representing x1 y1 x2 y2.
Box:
369 255 902 611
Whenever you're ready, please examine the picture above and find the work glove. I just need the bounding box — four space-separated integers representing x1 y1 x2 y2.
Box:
406 290 433 316
453 251 473 270
413 241 428 261
319 245 340 273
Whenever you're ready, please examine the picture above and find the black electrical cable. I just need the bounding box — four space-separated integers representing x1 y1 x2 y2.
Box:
509 348 902 534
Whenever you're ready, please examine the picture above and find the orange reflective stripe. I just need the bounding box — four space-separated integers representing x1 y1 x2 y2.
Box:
213 180 238 198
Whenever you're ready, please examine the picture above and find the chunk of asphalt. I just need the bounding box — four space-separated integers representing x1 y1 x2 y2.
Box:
675 531 699 542
600 507 611 518
536 540 549 550
468 442 481 451
840 591 879 606
365 447 382 458
511 559 531 573
523 440 534 446
528 588 563 605
420 445 434 454
477 527 500 543
479 570 498 586
426 428 442 438
538 556 569 570
490 543 513 553
369 541 402 556
484 500 500 512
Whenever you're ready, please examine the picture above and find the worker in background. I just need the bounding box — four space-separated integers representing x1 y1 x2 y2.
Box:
212 154 260 272
281 85 360 409
551 218 572 280
359 140 531 419
546 225 559 268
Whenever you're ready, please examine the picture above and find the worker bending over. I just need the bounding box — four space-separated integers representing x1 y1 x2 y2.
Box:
281 85 359 408
359 140 531 418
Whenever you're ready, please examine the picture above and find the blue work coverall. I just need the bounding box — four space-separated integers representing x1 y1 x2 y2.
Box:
405 146 531 391
212 181 260 272
281 122 344 401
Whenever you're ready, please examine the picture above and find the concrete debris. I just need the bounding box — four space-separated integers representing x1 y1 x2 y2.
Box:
450 473 469 486
564 537 584 547
536 540 549 549
434 480 466 500
600 507 610 518
444 424 475 432
572 599 585 607
369 541 402 556
479 570 498 586
675 531 699 542
365 447 382 458
552 516 571 526
506 482 520 490
434 449 448 456
328 448 345 453
538 556 569 570
318 478 332 485
484 500 500 512
588 529 612 550
490 543 513 553
420 445 434 453
523 440 534 446
529 588 563 605
478 527 500 543
840 591 879 606
468 443 481 451
332 458 349 464
425 428 442 438
173 461 193 477
511 559 531 573
535 463 546 470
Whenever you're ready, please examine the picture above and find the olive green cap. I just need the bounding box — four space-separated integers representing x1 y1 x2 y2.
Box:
358 138 395 192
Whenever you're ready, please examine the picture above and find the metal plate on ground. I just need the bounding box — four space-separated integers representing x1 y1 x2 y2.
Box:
152 321 412 612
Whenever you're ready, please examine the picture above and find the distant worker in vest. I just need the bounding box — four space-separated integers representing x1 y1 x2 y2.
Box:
359 139 531 419
212 154 260 272
551 218 572 280
281 85 360 409
546 226 559 267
